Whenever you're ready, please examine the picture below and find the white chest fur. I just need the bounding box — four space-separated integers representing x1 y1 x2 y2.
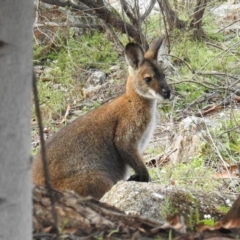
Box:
138 100 158 153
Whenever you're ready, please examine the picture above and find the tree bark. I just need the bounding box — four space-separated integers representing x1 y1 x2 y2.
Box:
0 1 33 239
40 0 148 46
157 0 186 31
190 0 207 40
76 0 147 45
157 0 207 40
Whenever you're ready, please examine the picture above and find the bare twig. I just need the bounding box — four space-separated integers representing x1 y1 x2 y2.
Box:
40 0 92 12
156 0 186 30
206 42 240 56
120 0 138 26
101 20 124 52
119 0 130 43
217 19 240 33
163 54 194 72
40 0 146 44
140 0 156 22
217 125 240 138
59 104 71 124
158 0 170 53
32 72 59 238
169 78 237 92
196 71 239 80
34 22 103 30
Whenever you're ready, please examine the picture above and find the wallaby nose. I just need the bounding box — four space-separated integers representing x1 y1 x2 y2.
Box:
162 87 171 99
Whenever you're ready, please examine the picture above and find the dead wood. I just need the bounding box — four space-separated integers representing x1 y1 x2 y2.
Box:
40 0 147 46
157 0 208 40
32 185 180 239
33 185 240 240
157 0 186 31
189 0 207 40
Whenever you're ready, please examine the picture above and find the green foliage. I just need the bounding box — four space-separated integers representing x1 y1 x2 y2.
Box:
143 14 164 39
154 156 218 190
171 34 224 73
33 32 119 122
202 15 225 42
205 114 240 161
37 80 67 120
198 218 216 227
63 32 119 72
160 197 179 220
169 25 239 110
31 146 38 156
146 146 163 157
216 205 229 214
148 168 159 181
107 229 119 238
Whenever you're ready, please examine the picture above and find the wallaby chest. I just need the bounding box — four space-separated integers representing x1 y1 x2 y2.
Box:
138 100 157 153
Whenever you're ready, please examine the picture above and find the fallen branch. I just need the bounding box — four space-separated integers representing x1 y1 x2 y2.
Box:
169 79 238 92
34 22 103 30
217 18 240 33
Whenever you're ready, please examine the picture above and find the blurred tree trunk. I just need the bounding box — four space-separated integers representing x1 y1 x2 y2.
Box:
190 0 207 40
157 0 186 30
0 0 33 239
157 0 207 40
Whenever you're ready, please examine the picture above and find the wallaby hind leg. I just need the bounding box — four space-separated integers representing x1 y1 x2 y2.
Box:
53 170 114 200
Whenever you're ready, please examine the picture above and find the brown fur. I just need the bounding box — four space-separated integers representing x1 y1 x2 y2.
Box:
32 37 171 200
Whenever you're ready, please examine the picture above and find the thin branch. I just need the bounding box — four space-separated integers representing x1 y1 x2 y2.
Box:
120 0 138 26
119 0 130 43
157 0 186 30
81 0 146 44
101 20 124 51
169 79 217 89
41 0 146 44
217 18 240 33
196 71 239 80
198 41 240 72
32 72 59 238
217 125 240 138
163 54 194 72
169 78 237 92
140 0 156 22
40 0 92 12
158 0 170 53
206 41 240 56
34 22 103 30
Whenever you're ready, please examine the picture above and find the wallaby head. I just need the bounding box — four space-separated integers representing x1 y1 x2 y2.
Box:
32 37 171 200
125 37 170 101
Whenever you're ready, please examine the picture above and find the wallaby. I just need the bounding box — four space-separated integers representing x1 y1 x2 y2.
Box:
32 37 171 200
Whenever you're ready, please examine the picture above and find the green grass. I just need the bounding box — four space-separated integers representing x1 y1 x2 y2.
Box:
150 156 219 190
168 17 240 110
33 32 119 122
148 110 240 193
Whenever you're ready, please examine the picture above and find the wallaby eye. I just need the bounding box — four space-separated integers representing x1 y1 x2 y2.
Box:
144 77 152 83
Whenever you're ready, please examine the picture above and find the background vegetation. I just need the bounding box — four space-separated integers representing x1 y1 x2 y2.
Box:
33 0 240 207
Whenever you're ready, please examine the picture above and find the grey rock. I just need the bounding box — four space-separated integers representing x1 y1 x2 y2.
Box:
211 3 240 17
101 181 235 222
109 65 120 72
87 71 107 85
158 116 214 164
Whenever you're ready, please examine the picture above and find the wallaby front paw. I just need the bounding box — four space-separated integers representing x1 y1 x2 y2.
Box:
127 174 140 181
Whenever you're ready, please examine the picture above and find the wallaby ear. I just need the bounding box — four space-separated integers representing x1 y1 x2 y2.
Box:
125 43 144 69
144 36 165 60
